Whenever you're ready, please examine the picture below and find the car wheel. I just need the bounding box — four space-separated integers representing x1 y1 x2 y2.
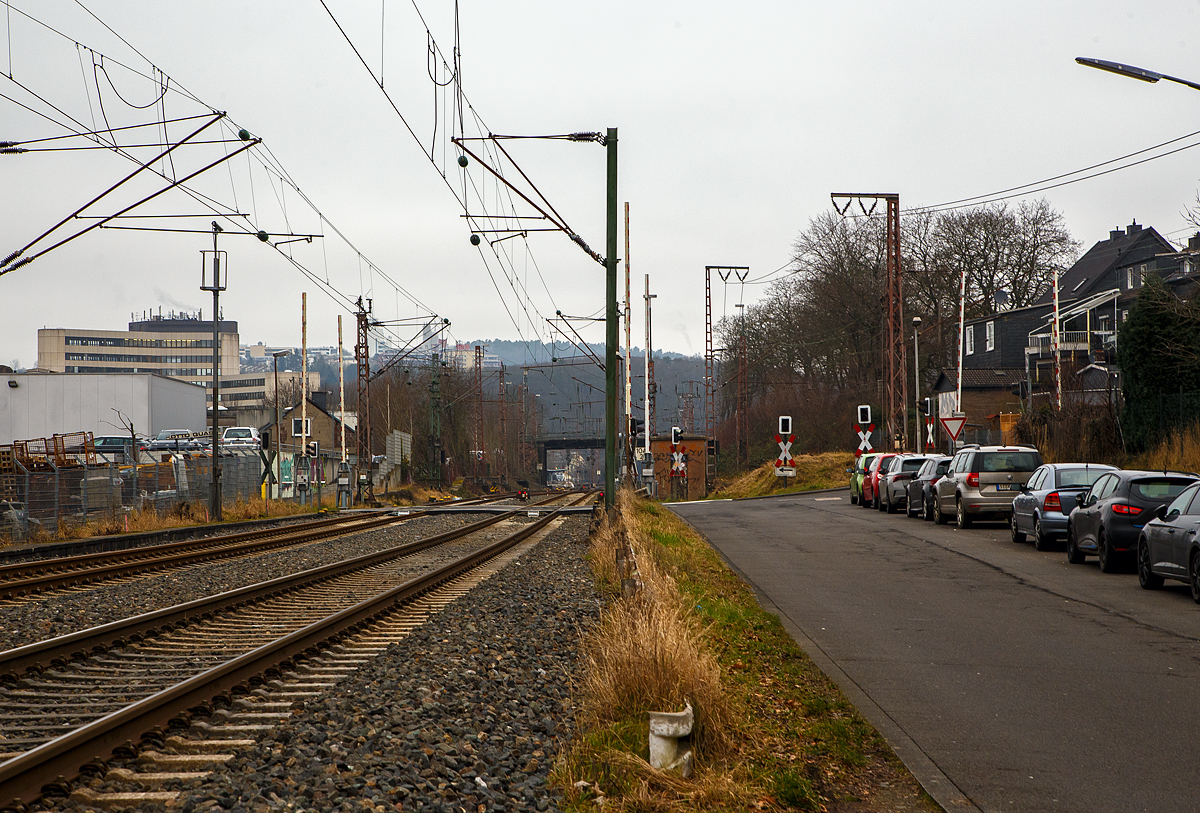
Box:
905 494 917 518
873 491 881 510
933 496 948 524
956 497 972 529
1138 538 1163 590
885 491 897 514
850 490 858 506
1067 524 1085 564
1010 512 1026 543
924 494 935 522
1190 551 1200 604
1032 516 1051 552
1098 529 1117 573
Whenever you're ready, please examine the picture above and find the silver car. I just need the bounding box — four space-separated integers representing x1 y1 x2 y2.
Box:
934 445 1044 528
880 455 936 514
1010 463 1116 550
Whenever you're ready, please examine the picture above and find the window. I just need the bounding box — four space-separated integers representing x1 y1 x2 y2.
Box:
1121 310 1128 323
1125 267 1134 289
965 325 974 355
985 321 995 352
291 418 312 438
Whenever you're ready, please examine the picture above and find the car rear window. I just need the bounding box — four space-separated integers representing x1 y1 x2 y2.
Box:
1130 478 1197 501
901 459 925 472
1057 468 1109 488
979 452 1041 472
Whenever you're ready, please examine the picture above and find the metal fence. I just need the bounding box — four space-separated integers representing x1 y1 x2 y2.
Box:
0 452 264 541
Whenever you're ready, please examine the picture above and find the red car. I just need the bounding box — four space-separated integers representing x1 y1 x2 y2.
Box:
861 453 898 510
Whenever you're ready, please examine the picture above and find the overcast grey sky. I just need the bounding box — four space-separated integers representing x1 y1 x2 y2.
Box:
3 0 1200 370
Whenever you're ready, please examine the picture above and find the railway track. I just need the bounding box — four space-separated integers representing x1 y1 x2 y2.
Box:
0 492 522 602
0 491 592 809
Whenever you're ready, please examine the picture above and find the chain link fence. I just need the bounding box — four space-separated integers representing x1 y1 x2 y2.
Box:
1 452 264 541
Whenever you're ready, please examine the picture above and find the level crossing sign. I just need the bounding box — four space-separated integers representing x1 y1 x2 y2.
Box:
855 423 875 457
940 414 967 441
925 417 936 450
669 443 687 477
775 415 795 477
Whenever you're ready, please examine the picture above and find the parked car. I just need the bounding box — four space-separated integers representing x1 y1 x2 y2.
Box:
934 445 1043 528
92 435 144 463
863 453 898 510
849 452 881 506
1010 463 1117 551
1136 481 1200 599
881 454 932 514
906 456 952 520
147 429 208 453
1067 470 1199 572
220 426 262 450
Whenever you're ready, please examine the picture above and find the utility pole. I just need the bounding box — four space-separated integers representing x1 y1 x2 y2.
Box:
200 221 226 522
604 127 618 510
498 365 507 482
644 274 655 458
355 297 372 501
301 293 309 505
624 202 633 480
429 352 442 484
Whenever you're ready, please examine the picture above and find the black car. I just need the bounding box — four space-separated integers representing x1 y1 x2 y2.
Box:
906 456 951 520
1137 482 1200 601
1067 470 1199 572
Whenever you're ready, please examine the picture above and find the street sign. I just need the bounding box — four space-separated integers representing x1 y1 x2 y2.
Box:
259 449 277 485
669 443 687 477
774 432 796 477
940 414 967 441
857 405 871 425
855 422 875 457
925 417 936 450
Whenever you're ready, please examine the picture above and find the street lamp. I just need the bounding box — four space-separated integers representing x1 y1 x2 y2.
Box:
1076 57 1200 92
272 350 290 504
912 316 922 450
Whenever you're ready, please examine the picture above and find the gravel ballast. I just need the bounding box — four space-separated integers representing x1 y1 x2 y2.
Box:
171 517 598 813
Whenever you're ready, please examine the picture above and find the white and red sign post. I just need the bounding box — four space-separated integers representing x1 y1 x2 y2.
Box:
775 415 795 477
854 404 875 458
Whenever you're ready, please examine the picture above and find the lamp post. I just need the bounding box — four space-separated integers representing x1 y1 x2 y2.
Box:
912 315 922 450
272 350 290 502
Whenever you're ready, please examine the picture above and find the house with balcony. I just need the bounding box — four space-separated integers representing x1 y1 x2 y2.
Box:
953 221 1190 410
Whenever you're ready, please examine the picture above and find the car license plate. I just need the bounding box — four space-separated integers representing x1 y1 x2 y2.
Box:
995 484 1016 491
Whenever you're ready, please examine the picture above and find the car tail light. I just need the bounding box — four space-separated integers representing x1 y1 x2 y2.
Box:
1111 503 1142 516
967 473 979 488
895 473 912 481
1043 492 1061 512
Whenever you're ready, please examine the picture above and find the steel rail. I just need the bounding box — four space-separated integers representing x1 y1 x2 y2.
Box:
0 495 568 679
0 493 588 808
0 494 522 598
0 511 402 597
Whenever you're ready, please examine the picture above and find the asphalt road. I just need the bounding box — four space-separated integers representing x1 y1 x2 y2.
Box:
671 490 1200 813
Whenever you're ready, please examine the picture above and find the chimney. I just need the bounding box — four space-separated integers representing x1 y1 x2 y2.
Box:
311 390 328 411
1189 232 1200 251
1109 227 1125 241
1127 220 1142 234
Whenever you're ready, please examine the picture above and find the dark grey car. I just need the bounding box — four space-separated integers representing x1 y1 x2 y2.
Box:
1010 463 1116 551
906 456 952 520
1137 482 1200 600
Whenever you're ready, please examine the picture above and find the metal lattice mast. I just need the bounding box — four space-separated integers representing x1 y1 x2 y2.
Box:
498 364 507 481
354 297 371 499
474 345 484 479
737 334 749 467
832 193 906 450
705 267 714 445
624 202 633 479
429 352 442 484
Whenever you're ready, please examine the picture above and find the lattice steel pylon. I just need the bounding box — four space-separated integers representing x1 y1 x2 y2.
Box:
354 297 372 500
705 265 750 485
474 345 484 480
831 194 907 451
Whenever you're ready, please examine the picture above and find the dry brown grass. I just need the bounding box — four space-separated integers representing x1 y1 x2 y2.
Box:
1130 423 1200 474
713 451 855 500
3 496 327 548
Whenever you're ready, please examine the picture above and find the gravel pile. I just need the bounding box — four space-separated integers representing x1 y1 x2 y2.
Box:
165 516 598 813
0 514 485 650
